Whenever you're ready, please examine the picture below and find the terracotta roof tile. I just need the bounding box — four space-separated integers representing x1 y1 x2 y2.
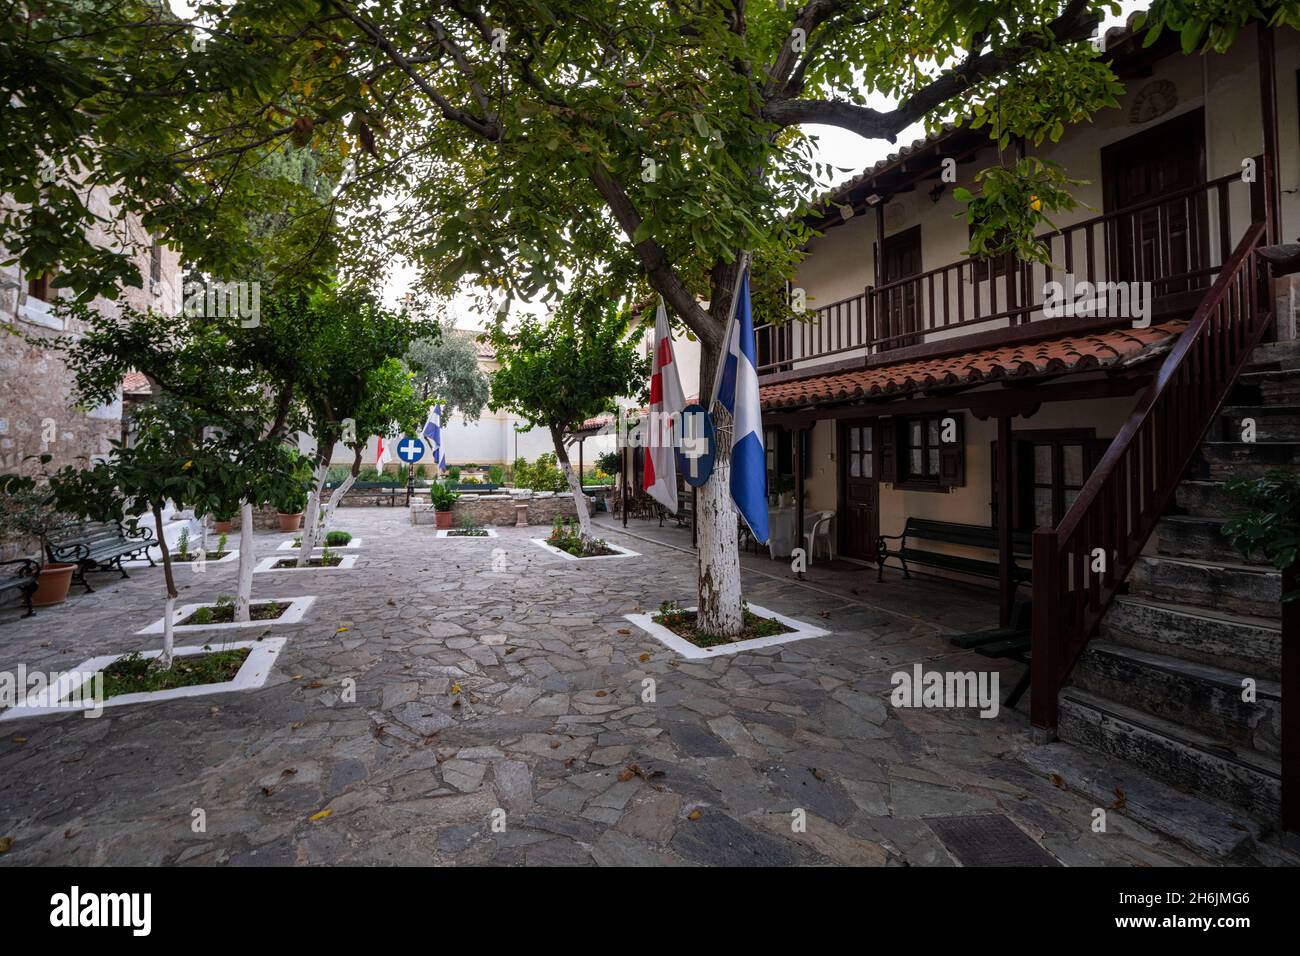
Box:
121 371 152 396
761 320 1186 410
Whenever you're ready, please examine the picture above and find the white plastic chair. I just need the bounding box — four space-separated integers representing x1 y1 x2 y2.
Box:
804 511 836 562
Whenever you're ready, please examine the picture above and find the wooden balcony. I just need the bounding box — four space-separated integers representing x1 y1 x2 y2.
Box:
757 167 1263 377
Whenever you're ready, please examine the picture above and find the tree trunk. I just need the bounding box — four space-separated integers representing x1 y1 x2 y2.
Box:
297 457 329 567
694 336 744 637
551 425 593 544
152 502 178 670
312 448 361 554
235 501 254 623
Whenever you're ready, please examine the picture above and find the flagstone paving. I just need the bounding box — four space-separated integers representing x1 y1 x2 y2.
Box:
0 508 1255 866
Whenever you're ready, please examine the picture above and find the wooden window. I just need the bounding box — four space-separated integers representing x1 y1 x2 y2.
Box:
880 413 964 489
991 429 1105 531
846 424 873 479
764 426 810 480
27 272 53 302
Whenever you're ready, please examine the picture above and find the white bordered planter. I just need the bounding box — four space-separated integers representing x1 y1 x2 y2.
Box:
436 528 500 538
529 538 640 561
0 638 287 720
275 537 364 551
254 554 358 573
137 596 316 635
622 603 830 659
123 548 240 569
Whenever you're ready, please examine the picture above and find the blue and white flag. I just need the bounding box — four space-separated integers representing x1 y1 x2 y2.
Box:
714 268 769 544
421 404 447 471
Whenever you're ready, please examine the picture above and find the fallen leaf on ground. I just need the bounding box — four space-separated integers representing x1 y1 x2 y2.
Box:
638 653 651 662
687 810 702 821
0 836 12 853
309 809 333 822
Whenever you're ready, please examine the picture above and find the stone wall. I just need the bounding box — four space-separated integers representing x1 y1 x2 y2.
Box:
411 492 579 527
1 190 183 477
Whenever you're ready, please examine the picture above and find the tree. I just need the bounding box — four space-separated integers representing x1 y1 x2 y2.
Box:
405 321 491 423
13 1 1294 636
296 292 432 560
488 283 647 548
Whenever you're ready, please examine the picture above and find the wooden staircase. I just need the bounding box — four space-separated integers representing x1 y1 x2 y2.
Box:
1057 340 1298 823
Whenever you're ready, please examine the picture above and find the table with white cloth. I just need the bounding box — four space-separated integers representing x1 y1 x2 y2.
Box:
766 507 816 559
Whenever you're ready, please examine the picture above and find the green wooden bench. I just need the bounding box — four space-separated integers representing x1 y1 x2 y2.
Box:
0 558 39 617
876 517 1031 586
45 520 155 593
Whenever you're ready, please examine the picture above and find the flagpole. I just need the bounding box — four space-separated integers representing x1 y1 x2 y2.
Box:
706 250 752 413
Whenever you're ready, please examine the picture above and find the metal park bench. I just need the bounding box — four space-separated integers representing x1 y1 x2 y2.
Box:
45 520 155 593
329 481 410 507
0 558 39 617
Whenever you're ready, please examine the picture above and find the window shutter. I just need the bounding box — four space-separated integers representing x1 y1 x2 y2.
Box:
880 418 897 483
938 413 965 487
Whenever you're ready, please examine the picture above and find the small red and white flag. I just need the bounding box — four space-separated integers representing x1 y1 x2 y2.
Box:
375 435 392 469
644 298 686 512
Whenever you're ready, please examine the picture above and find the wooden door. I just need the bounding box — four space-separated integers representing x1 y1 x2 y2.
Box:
1102 109 1208 298
839 421 878 560
879 225 923 348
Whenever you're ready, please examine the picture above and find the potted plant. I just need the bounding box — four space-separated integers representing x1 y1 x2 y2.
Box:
0 476 76 606
212 512 234 534
275 486 309 532
429 482 460 529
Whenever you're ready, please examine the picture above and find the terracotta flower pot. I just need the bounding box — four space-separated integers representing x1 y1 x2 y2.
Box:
435 510 454 529
277 512 304 532
213 520 233 534
32 562 75 607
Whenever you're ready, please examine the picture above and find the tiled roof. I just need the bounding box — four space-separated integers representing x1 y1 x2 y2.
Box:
760 320 1186 410
121 371 152 396
452 328 496 360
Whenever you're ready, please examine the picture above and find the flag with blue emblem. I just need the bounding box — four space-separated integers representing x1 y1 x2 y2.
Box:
712 265 769 544
421 404 447 471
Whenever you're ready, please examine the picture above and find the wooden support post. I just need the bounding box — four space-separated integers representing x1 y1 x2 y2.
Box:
997 415 1014 628
1284 565 1299 831
1258 22 1282 245
621 445 628 529
794 427 806 577
1030 528 1059 729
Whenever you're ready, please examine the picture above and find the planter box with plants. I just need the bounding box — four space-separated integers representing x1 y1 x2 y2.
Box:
276 530 362 551
254 548 357 573
138 595 317 634
427 483 461 529
127 528 238 568
0 637 288 720
437 516 498 538
530 517 638 560
623 601 830 659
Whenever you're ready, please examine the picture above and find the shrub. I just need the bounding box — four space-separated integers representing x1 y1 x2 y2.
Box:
486 464 505 485
1224 470 1300 602
429 483 460 512
325 530 352 547
513 453 566 492
447 465 461 482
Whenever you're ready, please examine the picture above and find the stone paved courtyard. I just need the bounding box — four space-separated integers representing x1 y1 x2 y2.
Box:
0 508 1243 866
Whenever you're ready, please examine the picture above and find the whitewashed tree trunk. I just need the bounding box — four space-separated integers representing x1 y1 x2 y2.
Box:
152 503 178 669
551 427 593 544
235 501 254 623
316 471 357 546
297 460 329 567
695 459 744 636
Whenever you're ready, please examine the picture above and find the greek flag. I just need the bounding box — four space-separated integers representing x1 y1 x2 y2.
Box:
713 267 769 544
422 404 447 470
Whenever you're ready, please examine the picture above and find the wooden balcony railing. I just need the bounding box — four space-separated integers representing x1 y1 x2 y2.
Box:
1029 221 1273 729
757 167 1261 375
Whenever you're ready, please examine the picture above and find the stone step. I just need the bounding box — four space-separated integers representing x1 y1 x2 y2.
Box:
1073 642 1280 759
1152 514 1266 565
1238 367 1300 404
1247 339 1300 371
1019 741 1265 860
1101 596 1281 679
1217 405 1300 442
1127 554 1282 619
1057 688 1281 821
1199 441 1300 479
1174 479 1237 518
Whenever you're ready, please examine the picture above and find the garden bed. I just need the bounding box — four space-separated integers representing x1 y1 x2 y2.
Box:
530 537 638 561
137 596 316 634
125 547 239 568
254 554 357 573
0 638 287 719
622 602 829 659
276 536 363 551
436 528 499 538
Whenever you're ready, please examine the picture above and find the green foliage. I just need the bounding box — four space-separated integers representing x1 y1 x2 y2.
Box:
546 516 609 557
447 465 462 482
595 451 623 478
405 322 490 422
1136 1 1300 55
512 455 567 493
428 484 460 512
486 465 505 485
1223 471 1300 602
954 157 1087 265
324 530 352 547
0 470 71 550
100 648 250 701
